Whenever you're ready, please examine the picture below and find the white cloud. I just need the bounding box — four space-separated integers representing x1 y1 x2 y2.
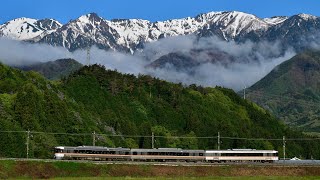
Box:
0 36 297 91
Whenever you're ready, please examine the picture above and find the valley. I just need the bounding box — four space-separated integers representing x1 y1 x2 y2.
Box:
0 4 320 178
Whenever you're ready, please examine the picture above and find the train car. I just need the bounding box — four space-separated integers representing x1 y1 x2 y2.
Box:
205 149 278 163
130 148 205 162
54 146 131 160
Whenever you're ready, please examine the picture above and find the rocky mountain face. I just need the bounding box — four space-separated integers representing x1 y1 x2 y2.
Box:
1 11 319 53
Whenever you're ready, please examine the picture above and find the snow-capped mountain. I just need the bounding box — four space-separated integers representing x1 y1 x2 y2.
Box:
0 11 319 53
36 11 289 52
38 13 127 52
259 13 320 51
197 11 271 40
0 18 61 40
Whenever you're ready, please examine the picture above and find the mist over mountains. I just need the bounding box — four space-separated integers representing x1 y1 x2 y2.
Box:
0 11 320 90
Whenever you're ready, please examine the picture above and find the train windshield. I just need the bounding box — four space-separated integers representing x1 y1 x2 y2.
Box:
54 148 64 153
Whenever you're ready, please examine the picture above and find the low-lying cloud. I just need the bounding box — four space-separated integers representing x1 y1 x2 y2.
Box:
0 36 298 91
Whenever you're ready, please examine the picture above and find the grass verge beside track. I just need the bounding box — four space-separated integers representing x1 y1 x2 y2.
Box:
0 160 320 179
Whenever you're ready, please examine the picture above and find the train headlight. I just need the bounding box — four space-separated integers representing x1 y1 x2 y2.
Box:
54 153 65 160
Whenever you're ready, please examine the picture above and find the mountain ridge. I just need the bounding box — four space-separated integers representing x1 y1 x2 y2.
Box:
247 50 320 132
1 11 318 52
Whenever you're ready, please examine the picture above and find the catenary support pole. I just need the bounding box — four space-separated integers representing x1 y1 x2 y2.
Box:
152 132 154 149
26 130 30 159
283 136 286 163
218 132 220 150
93 131 96 146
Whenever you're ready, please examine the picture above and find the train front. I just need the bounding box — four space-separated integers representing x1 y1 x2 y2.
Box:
54 146 65 160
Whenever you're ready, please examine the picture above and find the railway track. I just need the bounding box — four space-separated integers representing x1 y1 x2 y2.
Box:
1 158 320 166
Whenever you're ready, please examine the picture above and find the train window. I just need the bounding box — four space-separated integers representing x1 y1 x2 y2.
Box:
133 152 137 155
199 153 203 156
55 149 63 153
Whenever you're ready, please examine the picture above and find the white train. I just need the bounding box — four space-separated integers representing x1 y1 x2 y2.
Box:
54 146 278 163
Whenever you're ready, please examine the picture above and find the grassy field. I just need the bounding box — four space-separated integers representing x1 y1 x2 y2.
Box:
0 160 320 179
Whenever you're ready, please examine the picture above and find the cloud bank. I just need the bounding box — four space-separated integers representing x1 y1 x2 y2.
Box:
0 36 297 91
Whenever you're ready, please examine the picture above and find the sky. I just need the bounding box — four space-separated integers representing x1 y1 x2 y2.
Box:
0 0 320 24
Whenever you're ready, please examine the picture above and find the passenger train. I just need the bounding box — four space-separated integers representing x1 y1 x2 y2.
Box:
54 146 278 163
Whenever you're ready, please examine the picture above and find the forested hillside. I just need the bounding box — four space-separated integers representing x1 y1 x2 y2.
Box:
18 58 83 80
0 63 319 159
247 50 320 132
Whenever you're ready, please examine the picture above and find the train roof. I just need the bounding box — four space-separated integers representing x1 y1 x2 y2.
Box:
54 146 277 154
130 148 205 153
55 146 130 151
205 149 278 153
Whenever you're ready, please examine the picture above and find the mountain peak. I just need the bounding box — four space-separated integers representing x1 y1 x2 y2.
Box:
4 17 38 24
77 13 103 24
87 12 100 19
296 13 318 20
0 17 44 40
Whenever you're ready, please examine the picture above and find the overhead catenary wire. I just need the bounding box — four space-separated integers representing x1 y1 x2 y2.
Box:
0 130 319 141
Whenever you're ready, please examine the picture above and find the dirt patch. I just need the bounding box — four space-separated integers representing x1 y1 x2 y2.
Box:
107 165 150 177
0 165 8 179
230 166 320 176
107 165 233 177
103 164 320 177
78 165 101 177
14 161 59 179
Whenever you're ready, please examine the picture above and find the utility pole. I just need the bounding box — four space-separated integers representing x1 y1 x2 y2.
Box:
218 132 220 150
93 131 96 146
283 136 286 163
243 86 246 99
86 47 91 65
26 130 30 159
152 132 154 149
